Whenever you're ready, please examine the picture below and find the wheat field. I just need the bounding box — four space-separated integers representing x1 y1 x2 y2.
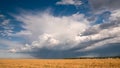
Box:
0 59 120 68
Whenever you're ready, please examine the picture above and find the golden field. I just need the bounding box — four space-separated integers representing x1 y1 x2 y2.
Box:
0 59 120 68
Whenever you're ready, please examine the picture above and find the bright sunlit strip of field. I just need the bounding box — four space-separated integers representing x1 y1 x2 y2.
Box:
0 59 120 68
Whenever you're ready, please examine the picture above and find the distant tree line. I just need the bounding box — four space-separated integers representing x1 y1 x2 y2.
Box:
64 56 120 59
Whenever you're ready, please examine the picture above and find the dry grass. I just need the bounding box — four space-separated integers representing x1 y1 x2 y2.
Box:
0 59 120 68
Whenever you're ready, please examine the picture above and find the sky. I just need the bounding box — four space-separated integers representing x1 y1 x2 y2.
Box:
0 0 120 59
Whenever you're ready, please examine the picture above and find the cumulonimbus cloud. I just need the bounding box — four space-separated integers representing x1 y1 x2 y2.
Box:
14 12 89 50
10 9 120 58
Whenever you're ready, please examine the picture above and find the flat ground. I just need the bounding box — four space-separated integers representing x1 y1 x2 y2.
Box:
0 59 120 68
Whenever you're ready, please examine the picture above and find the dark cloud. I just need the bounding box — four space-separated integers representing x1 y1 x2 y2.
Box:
85 43 120 57
21 47 83 59
89 0 120 12
99 21 120 29
22 43 120 58
83 20 120 36
82 27 99 36
20 37 118 59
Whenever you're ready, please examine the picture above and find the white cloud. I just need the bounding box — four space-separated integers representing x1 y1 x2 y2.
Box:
0 14 5 18
0 19 14 38
56 0 82 6
14 11 89 51
1 19 10 25
0 39 26 58
110 9 120 21
9 49 17 53
0 39 24 49
0 52 33 58
16 12 89 42
10 30 32 36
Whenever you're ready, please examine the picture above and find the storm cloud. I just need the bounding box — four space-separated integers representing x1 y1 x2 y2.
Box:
8 8 120 58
